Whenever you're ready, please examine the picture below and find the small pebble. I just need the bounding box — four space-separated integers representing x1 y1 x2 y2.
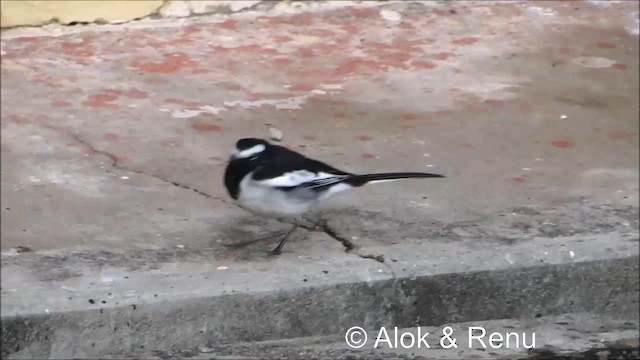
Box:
269 127 283 142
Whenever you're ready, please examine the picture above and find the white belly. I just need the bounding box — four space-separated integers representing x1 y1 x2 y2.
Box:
237 175 316 218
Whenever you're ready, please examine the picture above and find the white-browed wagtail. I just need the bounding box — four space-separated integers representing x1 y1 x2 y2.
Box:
224 138 445 255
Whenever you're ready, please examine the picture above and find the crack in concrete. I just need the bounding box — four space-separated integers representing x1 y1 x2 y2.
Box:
314 220 397 278
317 220 388 264
30 124 391 266
67 131 229 203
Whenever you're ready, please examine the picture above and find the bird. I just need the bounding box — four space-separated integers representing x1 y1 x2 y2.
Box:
223 138 445 255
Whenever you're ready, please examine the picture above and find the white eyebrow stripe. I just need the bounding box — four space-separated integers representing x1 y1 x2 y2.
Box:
234 144 266 158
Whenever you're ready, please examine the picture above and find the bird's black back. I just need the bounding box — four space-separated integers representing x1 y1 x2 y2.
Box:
251 144 351 182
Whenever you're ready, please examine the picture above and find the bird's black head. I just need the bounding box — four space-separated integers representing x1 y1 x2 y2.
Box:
224 138 270 199
231 138 269 161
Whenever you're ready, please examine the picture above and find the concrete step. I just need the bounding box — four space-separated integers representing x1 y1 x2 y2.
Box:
2 232 638 358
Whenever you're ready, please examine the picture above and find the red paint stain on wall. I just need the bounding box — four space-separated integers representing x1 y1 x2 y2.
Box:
433 52 452 61
513 176 526 184
550 139 573 148
144 77 170 85
125 88 148 99
431 110 450 116
595 42 616 49
308 29 335 37
612 63 627 70
431 9 451 16
361 153 376 159
132 52 197 73
82 91 121 108
289 84 315 92
298 47 315 58
260 48 279 55
334 112 347 119
274 35 293 42
60 41 95 58
412 60 437 69
289 12 315 24
103 133 119 142
349 7 378 17
608 131 635 141
219 19 237 30
273 58 294 66
558 47 576 55
340 24 359 33
452 37 478 45
191 123 222 132
356 135 372 141
16 36 39 43
401 113 418 121
483 99 503 106
391 39 424 52
192 68 210 74
335 58 384 75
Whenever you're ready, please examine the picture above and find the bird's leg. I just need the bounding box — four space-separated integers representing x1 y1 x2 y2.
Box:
271 224 298 255
224 229 288 249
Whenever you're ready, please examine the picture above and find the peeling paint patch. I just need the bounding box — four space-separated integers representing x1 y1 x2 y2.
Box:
224 95 310 111
172 110 202 119
527 7 555 17
380 9 401 22
169 105 226 119
571 56 617 69
319 84 343 90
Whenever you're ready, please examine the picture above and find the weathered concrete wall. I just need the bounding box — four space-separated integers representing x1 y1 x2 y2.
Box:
0 1 263 28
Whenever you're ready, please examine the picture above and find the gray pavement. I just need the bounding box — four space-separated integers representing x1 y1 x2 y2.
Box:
1 1 639 358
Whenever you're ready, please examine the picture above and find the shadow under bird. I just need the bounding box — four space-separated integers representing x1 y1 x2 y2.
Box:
223 138 445 255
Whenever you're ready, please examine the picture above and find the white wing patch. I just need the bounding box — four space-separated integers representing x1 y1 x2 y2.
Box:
256 170 347 188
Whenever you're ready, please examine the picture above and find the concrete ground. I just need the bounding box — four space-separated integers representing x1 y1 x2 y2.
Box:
1 1 639 358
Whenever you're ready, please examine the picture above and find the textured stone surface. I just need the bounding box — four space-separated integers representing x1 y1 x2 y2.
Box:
1 0 639 358
158 1 192 19
127 312 640 359
190 1 263 15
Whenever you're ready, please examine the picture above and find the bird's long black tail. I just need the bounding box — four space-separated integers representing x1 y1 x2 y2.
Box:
346 172 445 187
